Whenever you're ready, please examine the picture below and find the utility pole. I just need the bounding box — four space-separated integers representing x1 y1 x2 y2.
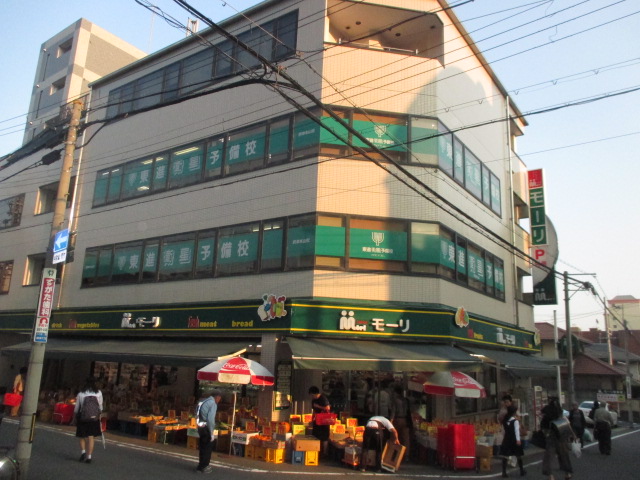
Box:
563 271 575 407
553 310 563 402
15 99 83 477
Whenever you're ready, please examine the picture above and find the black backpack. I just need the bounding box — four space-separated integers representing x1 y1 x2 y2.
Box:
80 395 101 422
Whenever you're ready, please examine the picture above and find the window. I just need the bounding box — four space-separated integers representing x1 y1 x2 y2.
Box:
168 144 204 188
216 224 259 276
24 254 45 286
348 218 407 272
410 117 439 166
261 221 284 271
93 167 123 206
205 137 224 180
159 234 196 281
122 159 154 200
141 240 160 282
0 260 13 294
224 126 266 176
467 242 485 291
180 49 214 95
214 40 236 78
133 70 164 110
453 138 464 185
267 117 291 165
35 178 75 214
111 242 144 284
352 112 407 163
50 77 65 95
315 215 345 268
410 222 440 274
0 194 25 229
455 236 467 284
237 26 273 71
162 62 182 102
195 230 216 277
464 149 482 199
494 258 505 300
286 215 315 269
57 39 72 58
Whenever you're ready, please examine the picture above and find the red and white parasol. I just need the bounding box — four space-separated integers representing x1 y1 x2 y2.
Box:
197 356 274 386
422 371 486 398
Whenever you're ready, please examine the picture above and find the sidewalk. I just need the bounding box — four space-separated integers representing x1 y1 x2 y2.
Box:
36 420 548 477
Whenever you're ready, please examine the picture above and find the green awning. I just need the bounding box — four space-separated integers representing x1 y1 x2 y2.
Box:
286 337 480 372
465 346 555 377
1 338 251 368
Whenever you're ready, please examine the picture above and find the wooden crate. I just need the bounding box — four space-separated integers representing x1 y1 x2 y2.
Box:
254 446 266 461
245 445 255 459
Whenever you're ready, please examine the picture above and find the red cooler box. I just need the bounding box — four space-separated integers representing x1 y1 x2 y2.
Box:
53 403 75 424
448 423 475 470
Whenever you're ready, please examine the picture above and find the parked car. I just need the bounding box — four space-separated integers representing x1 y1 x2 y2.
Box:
578 400 618 427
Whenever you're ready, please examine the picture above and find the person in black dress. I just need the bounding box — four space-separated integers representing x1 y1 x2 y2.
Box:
500 405 525 477
309 386 331 457
541 397 573 480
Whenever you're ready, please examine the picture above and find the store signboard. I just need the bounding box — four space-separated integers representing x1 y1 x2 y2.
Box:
349 228 407 261
33 267 56 343
528 169 547 245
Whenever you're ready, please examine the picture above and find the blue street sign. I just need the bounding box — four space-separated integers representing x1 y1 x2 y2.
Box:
53 229 69 253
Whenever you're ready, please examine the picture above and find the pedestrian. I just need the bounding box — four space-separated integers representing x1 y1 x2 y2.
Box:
540 397 573 480
390 386 412 461
500 405 525 477
10 367 27 417
74 377 103 464
308 386 331 457
593 402 614 455
360 415 400 472
588 400 598 422
497 394 513 424
195 388 222 473
568 402 586 448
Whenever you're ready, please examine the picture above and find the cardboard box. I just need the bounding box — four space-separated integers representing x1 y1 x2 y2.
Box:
291 423 306 436
289 414 302 423
479 456 492 472
302 414 313 424
346 418 358 427
381 442 406 473
476 444 493 458
292 435 321 452
231 431 260 445
331 424 346 434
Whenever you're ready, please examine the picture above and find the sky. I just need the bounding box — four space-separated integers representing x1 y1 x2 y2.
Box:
0 0 638 332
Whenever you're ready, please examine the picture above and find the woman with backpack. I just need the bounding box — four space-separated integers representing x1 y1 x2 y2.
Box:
73 377 103 464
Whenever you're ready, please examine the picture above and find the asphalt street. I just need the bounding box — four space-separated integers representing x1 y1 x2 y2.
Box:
0 418 638 479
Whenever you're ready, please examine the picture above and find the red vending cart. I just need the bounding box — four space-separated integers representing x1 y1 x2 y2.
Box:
448 423 476 470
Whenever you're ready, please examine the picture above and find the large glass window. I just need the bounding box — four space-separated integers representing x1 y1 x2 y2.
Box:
112 242 143 284
237 26 273 71
195 230 216 277
224 126 266 175
410 117 439 166
490 173 502 215
0 260 13 294
81 250 99 287
274 11 298 59
261 220 284 271
216 224 259 276
453 138 464 185
494 258 505 300
180 49 214 95
352 112 407 163
162 62 181 102
292 111 321 159
133 70 163 110
467 242 485 291
481 164 491 207
159 234 195 281
464 148 482 199
267 117 291 165
168 144 204 188
205 137 224 180
286 215 315 269
122 159 154 199
410 222 440 274
152 155 169 192
316 215 346 268
96 247 114 285
142 240 160 282
485 253 495 296
348 218 407 272
214 40 236 78
456 236 467 283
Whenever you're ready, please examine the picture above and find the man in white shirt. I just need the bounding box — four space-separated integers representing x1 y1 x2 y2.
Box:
360 416 400 472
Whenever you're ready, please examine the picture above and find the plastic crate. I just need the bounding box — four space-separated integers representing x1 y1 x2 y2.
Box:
266 448 285 464
187 436 199 450
292 450 305 465
304 450 319 466
245 444 255 458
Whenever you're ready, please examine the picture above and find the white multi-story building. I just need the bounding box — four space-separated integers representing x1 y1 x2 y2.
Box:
1 1 551 424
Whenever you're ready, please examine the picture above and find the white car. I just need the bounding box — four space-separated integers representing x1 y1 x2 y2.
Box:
578 401 618 427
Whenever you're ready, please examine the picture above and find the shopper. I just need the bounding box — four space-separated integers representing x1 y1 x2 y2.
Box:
360 415 400 472
593 402 614 455
196 388 222 473
10 367 27 417
500 405 525 477
308 386 331 457
568 402 586 448
74 377 103 464
390 386 412 461
540 397 573 480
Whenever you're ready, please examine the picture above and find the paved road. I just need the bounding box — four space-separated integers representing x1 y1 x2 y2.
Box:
1 418 639 479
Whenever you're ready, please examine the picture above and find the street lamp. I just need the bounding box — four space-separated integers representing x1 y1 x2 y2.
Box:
612 304 635 429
